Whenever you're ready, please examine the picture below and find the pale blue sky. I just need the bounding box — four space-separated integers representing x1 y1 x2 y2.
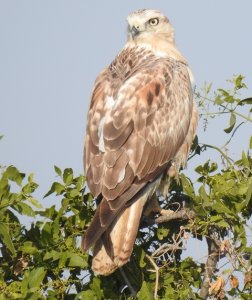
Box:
0 0 251 269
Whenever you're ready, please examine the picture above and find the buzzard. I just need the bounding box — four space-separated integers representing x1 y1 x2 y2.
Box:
82 9 198 275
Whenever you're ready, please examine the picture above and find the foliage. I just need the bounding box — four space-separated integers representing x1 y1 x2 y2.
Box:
0 76 251 299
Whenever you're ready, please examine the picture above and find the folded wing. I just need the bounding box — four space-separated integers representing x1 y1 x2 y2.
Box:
82 48 194 273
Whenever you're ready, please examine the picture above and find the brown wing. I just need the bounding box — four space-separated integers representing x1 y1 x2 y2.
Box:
83 47 193 251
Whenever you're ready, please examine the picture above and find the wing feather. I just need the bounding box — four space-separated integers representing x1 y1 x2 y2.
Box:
103 151 129 189
103 120 134 150
103 149 124 168
102 164 135 201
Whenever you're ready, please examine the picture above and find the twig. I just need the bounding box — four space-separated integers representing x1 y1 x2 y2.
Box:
194 91 252 123
199 234 220 299
221 121 245 149
155 208 195 224
146 254 159 300
152 242 185 258
201 143 234 166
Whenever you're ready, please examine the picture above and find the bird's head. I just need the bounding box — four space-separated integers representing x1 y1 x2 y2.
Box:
127 9 175 44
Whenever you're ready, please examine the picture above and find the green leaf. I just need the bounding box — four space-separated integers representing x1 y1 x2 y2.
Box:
67 253 87 268
234 74 247 90
238 97 252 106
157 227 169 240
75 291 95 300
195 165 204 174
139 248 146 268
210 215 223 222
209 162 218 173
210 213 230 228
224 113 236 133
224 95 236 103
218 88 230 97
242 151 250 167
195 160 218 175
249 136 252 149
198 185 210 205
212 202 233 215
21 270 29 297
180 174 195 198
214 95 223 105
5 166 25 186
20 241 38 254
43 250 60 261
137 281 154 300
13 202 35 216
90 277 103 300
217 220 230 228
63 168 73 186
206 82 213 94
75 175 85 190
28 267 46 289
54 165 62 177
27 197 43 209
68 188 80 198
41 222 53 245
52 182 65 195
0 223 16 255
22 182 39 195
44 182 65 197
245 184 252 206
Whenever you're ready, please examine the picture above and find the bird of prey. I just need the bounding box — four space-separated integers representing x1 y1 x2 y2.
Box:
82 9 198 276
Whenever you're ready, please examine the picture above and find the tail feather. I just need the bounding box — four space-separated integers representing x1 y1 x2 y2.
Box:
92 194 147 275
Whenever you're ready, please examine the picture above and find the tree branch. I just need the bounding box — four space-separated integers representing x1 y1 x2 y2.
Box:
146 254 159 300
155 208 195 224
199 234 220 299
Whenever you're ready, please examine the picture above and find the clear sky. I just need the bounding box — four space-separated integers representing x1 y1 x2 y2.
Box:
0 0 251 267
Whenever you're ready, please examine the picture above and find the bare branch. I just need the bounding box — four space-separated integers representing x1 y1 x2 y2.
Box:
152 242 185 258
146 254 159 300
155 208 195 224
199 234 220 299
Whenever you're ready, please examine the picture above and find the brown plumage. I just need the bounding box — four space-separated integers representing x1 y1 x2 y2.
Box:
82 9 198 275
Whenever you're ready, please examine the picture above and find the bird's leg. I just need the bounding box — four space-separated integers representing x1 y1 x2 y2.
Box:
143 194 173 217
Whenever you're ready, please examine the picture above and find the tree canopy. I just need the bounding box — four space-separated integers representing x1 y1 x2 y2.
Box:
0 75 251 299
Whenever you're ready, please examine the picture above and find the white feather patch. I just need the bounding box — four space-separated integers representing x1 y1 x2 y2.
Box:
98 117 105 152
187 67 195 88
118 168 126 183
105 96 116 109
98 96 116 152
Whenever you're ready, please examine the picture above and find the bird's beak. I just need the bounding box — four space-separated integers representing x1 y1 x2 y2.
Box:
130 26 140 39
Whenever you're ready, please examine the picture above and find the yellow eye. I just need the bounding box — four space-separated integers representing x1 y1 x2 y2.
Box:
148 18 159 26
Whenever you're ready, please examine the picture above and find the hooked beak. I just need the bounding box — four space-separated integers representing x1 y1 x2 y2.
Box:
130 26 140 39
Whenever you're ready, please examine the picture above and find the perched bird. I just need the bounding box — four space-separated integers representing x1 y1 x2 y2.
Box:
82 9 198 275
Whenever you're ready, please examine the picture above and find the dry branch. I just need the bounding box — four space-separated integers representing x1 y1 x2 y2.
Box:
199 234 220 299
155 208 195 224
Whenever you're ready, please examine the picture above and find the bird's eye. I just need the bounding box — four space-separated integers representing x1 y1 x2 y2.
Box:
148 18 159 26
